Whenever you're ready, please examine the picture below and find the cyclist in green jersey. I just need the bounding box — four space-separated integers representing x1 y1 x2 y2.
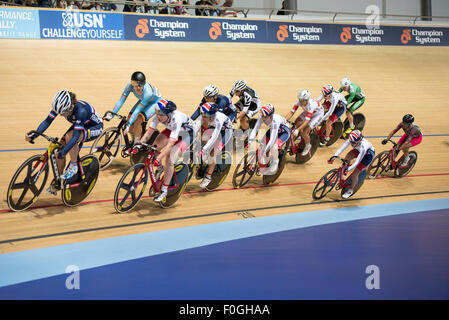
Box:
339 78 365 136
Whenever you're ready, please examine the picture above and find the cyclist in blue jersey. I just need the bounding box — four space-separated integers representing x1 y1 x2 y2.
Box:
25 90 103 194
191 85 237 123
105 71 162 149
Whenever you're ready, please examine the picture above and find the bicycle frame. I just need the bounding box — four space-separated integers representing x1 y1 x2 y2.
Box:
333 156 350 190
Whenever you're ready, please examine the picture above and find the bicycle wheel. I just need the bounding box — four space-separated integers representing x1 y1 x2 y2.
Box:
312 168 339 200
326 121 343 146
159 163 189 208
232 151 258 189
206 151 232 191
395 151 418 178
89 127 121 170
295 131 319 164
263 150 287 185
367 151 390 179
114 163 149 213
62 155 100 207
343 113 366 134
7 154 49 211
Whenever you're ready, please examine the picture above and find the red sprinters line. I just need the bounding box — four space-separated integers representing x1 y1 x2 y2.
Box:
1 172 449 214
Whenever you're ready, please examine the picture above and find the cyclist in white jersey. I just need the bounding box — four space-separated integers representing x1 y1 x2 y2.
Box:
328 130 375 199
139 99 193 202
318 85 347 146
248 104 291 175
285 89 324 156
194 103 234 189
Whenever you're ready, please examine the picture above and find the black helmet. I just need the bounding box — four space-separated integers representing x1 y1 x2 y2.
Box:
402 114 414 124
131 71 146 86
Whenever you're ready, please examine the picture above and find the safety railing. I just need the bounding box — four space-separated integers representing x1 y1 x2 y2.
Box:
2 1 449 25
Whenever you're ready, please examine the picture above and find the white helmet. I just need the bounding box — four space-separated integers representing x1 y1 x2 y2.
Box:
203 85 219 98
341 77 351 87
52 89 72 114
298 89 311 101
233 80 247 91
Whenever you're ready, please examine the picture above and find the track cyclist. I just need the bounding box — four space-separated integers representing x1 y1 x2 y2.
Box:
230 80 261 133
328 130 375 199
248 104 291 175
285 89 324 156
195 103 234 189
138 99 194 202
318 84 347 146
106 71 162 148
25 89 103 194
383 114 422 167
339 77 365 136
191 85 237 123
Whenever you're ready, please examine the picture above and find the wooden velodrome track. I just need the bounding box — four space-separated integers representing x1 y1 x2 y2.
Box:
1 39 449 254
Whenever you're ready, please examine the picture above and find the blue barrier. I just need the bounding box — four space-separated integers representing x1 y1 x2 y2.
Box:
1 7 448 46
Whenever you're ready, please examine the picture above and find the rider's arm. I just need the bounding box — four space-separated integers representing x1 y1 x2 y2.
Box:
141 117 158 143
322 98 337 121
190 105 201 121
30 111 57 139
112 83 132 114
386 123 401 140
59 127 82 158
264 121 280 155
203 123 222 151
334 139 350 158
345 86 356 105
298 103 314 131
248 116 262 142
285 103 299 121
348 144 368 172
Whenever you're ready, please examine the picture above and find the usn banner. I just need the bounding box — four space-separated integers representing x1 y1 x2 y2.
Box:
0 7 448 46
39 9 124 40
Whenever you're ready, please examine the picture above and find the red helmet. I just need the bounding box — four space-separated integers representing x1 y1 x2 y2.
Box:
321 84 333 96
260 104 275 117
349 130 363 145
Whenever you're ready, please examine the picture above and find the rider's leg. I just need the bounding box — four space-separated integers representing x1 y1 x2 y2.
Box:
345 98 365 133
293 116 303 138
130 115 144 144
300 125 312 155
61 130 85 179
346 110 354 130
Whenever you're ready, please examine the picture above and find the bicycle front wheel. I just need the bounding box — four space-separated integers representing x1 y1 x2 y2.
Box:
367 151 390 179
232 151 258 189
89 127 122 170
114 163 149 213
312 168 339 200
7 154 49 211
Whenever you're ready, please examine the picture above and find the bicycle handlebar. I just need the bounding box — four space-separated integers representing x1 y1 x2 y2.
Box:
330 155 350 165
383 138 398 147
26 130 62 146
103 110 128 121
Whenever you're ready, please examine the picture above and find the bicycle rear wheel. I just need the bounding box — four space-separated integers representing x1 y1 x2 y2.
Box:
62 155 100 207
395 151 418 178
326 121 343 146
89 127 121 170
159 163 189 208
367 151 390 179
263 150 287 185
232 151 258 189
7 154 49 211
312 169 339 200
114 163 149 213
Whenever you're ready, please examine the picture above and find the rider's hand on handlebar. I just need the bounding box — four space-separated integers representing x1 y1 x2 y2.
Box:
123 124 130 136
327 156 336 164
343 168 349 176
103 113 114 121
381 139 388 145
153 158 161 167
25 133 34 143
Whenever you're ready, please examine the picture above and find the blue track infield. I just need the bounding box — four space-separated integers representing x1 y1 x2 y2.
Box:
0 198 448 299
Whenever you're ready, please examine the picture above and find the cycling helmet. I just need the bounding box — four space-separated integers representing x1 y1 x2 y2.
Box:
341 77 351 88
233 80 247 92
402 114 414 124
348 130 363 145
260 104 275 117
298 89 311 101
155 99 177 116
203 85 219 98
52 89 72 114
200 103 218 116
131 71 146 86
321 84 333 96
